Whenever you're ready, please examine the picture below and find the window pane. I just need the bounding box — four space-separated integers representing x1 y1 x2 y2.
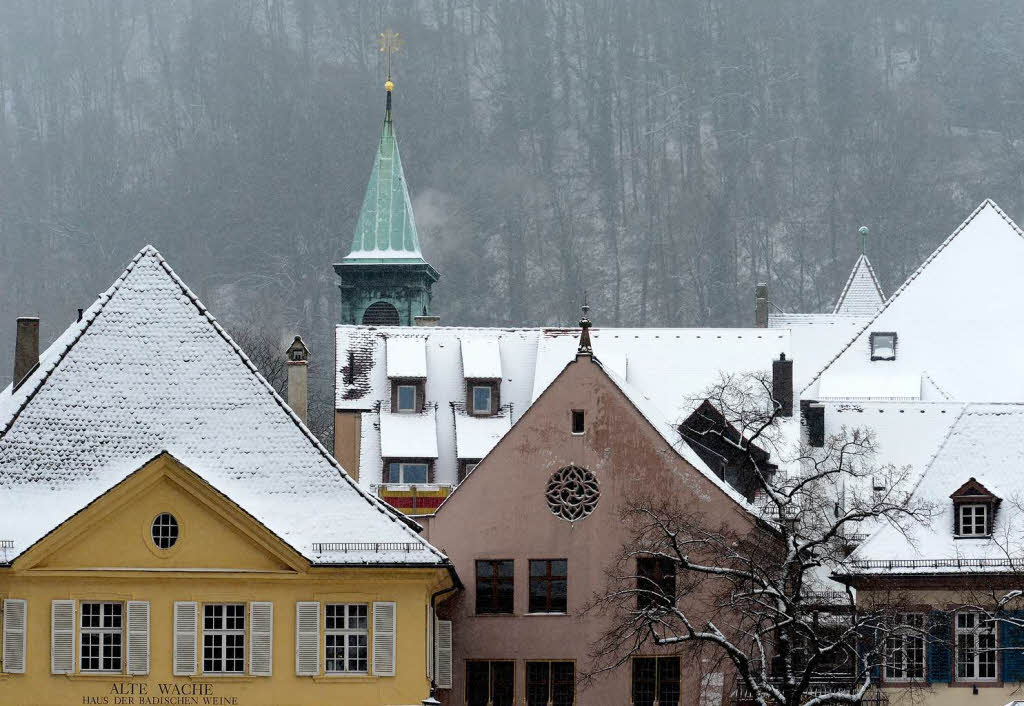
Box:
551 580 567 612
491 661 515 706
551 662 575 706
402 463 428 484
387 462 400 484
658 657 681 705
398 385 416 410
526 662 550 706
466 663 490 706
632 658 657 706
473 386 491 412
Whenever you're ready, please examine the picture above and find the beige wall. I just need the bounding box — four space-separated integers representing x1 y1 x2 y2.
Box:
334 411 362 481
424 354 758 706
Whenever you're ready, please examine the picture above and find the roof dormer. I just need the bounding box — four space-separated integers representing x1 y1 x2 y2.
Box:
460 339 502 416
386 337 427 413
950 477 1000 538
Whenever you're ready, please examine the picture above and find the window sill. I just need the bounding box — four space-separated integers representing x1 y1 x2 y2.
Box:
64 673 133 681
312 674 377 684
948 680 1002 688
474 612 515 617
524 612 569 617
194 675 255 681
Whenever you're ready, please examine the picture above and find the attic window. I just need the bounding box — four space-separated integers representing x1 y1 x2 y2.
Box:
396 385 417 412
957 504 990 537
152 513 179 549
571 410 585 435
472 385 492 415
870 332 897 361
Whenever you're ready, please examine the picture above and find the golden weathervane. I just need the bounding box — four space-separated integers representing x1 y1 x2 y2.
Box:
378 30 403 91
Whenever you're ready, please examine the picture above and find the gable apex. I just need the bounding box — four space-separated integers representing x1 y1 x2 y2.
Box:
950 477 998 500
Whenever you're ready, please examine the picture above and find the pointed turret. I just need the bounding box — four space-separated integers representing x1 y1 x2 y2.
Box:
832 227 885 316
335 79 440 326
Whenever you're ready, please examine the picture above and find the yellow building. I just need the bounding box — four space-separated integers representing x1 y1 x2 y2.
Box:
0 247 456 705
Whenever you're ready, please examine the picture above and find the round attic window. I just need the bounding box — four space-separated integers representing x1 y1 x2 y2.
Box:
151 513 179 549
545 465 600 522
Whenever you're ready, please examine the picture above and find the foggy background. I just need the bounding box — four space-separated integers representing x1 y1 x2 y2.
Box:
2 1 1022 417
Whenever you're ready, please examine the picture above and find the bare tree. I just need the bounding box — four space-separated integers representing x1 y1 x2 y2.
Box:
588 371 930 706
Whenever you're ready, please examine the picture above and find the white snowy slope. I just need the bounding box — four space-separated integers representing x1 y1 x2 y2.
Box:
807 200 1024 402
850 404 1024 573
0 247 444 566
832 254 885 316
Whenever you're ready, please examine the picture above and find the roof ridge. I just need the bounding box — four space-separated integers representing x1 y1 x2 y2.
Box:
801 200 1022 395
147 253 442 556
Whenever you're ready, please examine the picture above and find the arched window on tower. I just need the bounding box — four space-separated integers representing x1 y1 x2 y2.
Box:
362 301 400 326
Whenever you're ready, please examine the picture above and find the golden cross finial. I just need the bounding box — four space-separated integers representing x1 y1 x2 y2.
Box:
378 30 403 83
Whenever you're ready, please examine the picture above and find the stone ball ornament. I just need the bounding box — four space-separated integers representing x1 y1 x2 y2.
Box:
545 465 600 521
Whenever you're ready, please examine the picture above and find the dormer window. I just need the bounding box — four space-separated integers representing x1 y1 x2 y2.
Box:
465 379 498 416
394 383 421 413
957 504 989 537
870 332 897 361
951 478 999 538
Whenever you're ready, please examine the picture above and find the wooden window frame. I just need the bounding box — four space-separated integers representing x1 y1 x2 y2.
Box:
458 460 480 483
631 655 681 706
324 603 368 674
80 601 123 673
956 503 990 537
528 559 568 614
884 612 926 682
636 558 676 610
465 659 515 705
955 611 998 682
525 660 575 706
202 603 246 675
475 560 514 615
385 459 433 484
465 379 500 415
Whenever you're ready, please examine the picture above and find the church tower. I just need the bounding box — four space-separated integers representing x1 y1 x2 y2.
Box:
335 74 440 326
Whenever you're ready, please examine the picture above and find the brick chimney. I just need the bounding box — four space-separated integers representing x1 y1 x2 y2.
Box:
771 353 793 417
286 336 309 424
13 317 40 390
755 283 770 327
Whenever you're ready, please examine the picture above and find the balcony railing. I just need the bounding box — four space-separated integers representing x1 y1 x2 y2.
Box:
733 679 888 705
311 542 425 554
375 483 454 515
850 557 1024 570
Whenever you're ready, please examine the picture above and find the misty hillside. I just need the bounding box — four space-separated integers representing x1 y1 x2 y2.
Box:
2 1 1022 393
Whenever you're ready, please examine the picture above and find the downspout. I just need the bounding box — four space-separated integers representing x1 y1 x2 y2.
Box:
425 563 462 703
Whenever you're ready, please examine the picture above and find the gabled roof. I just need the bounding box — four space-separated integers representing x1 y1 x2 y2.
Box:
832 254 885 316
806 200 1024 402
341 90 431 267
949 477 997 500
0 247 444 566
849 404 1024 574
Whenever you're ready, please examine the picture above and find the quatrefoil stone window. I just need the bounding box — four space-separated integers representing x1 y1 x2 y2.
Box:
545 465 600 521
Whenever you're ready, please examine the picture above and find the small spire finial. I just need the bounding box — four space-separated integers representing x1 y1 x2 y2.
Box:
578 292 592 355
858 225 869 256
378 30 403 119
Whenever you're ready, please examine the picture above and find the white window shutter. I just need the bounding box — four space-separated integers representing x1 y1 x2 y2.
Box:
126 601 150 675
173 602 198 676
2 599 27 673
51 600 75 674
249 602 273 676
371 601 396 677
435 619 453 689
294 602 320 676
426 605 434 681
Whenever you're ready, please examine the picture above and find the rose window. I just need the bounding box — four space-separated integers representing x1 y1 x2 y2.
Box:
545 465 600 521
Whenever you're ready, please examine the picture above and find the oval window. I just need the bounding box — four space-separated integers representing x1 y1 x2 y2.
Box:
151 513 179 549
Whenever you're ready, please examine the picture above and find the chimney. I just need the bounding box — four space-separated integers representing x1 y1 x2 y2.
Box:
13 317 40 390
414 315 441 327
286 336 309 424
755 283 769 327
771 353 793 417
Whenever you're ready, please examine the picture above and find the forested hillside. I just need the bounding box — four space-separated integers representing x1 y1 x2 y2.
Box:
2 1 1022 391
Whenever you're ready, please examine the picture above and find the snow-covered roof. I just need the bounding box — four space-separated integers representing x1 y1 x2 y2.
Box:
849 404 1024 574
337 326 793 492
0 247 444 566
453 409 512 460
768 313 873 391
460 338 502 379
386 337 427 378
807 200 1024 402
832 254 885 316
380 408 439 458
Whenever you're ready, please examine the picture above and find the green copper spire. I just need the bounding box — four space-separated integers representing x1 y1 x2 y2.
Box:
344 82 427 265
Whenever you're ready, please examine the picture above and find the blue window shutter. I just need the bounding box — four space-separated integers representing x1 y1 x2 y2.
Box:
928 611 952 683
1001 611 1024 682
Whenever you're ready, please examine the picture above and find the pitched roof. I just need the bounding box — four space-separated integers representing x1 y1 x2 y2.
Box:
806 200 1024 402
832 254 885 316
0 247 444 565
849 404 1024 574
341 91 430 266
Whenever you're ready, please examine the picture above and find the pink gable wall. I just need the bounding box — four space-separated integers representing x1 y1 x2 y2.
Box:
423 354 757 705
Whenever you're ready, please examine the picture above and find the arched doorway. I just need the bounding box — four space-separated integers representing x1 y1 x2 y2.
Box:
362 301 401 326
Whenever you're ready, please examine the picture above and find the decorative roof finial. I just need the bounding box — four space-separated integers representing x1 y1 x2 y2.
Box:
378 30 403 119
578 292 592 355
858 225 869 256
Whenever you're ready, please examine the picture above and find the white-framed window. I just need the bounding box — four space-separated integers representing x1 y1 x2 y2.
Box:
387 461 429 484
957 504 990 536
396 385 417 412
885 613 925 681
472 385 492 414
80 602 123 672
325 604 368 674
956 611 997 681
203 604 245 674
